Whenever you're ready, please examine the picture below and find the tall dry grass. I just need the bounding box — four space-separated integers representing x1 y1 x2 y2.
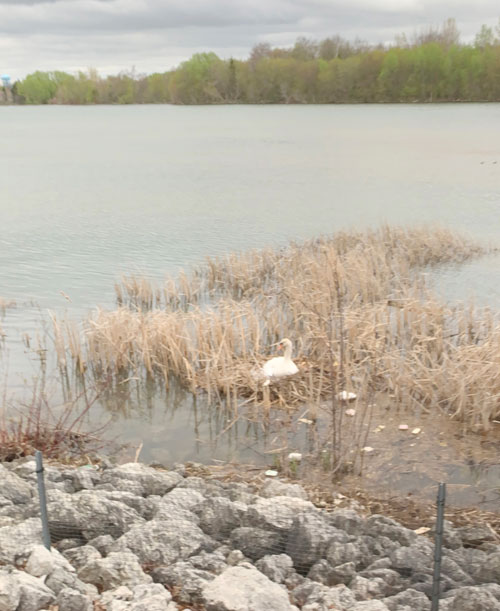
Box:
51 225 500 432
0 374 107 461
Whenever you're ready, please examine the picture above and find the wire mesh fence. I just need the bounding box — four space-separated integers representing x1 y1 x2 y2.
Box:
0 452 450 609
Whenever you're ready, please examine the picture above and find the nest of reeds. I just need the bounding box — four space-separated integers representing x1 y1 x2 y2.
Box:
49 225 500 431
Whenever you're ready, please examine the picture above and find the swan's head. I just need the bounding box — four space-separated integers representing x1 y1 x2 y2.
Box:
278 338 292 351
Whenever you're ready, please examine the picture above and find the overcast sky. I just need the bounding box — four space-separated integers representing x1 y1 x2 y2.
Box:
1 0 499 81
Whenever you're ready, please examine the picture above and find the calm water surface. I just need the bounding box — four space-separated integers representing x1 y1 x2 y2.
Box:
1 104 500 506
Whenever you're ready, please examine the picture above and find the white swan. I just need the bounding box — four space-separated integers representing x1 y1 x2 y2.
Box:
261 338 299 386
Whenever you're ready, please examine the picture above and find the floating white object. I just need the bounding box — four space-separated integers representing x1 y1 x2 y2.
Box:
298 418 313 424
345 408 356 417
338 391 357 401
288 452 302 462
398 424 409 430
362 446 374 453
412 427 422 435
262 338 299 386
265 470 278 477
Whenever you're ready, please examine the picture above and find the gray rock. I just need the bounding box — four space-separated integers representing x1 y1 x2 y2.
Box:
14 570 55 611
441 555 474 584
70 468 98 491
0 568 21 611
177 476 223 497
0 518 42 564
113 518 215 565
226 549 247 565
0 464 33 504
328 508 364 535
87 534 116 555
364 515 416 547
54 538 85 552
63 545 102 571
477 552 500 583
188 550 228 575
230 527 284 561
100 463 183 496
155 488 204 519
481 583 500 600
459 525 497 547
441 520 463 550
198 496 247 539
226 482 258 505
255 553 294 583
389 539 434 575
25 544 75 577
308 559 356 585
45 567 98 598
46 489 144 541
286 513 347 572
359 567 401 588
78 551 152 589
97 490 158 520
349 575 390 600
447 546 487 576
294 579 356 610
350 602 390 611
259 479 308 500
98 585 133 608
152 561 215 605
383 588 431 611
440 585 500 610
247 496 316 533
365 557 392 570
325 541 363 568
128 583 173 611
56 587 93 611
202 565 296 610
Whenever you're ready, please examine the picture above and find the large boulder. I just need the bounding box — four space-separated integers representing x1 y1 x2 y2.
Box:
113 518 216 565
230 527 284 561
0 518 43 564
152 560 215 606
78 551 152 590
440 585 500 610
286 512 348 572
46 489 144 540
0 464 33 505
201 564 298 611
197 496 247 539
99 463 182 496
259 480 308 500
0 568 56 611
246 496 316 533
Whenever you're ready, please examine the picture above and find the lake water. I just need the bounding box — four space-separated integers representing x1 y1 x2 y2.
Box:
1 104 500 506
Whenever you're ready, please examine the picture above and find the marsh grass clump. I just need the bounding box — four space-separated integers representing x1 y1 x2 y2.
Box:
0 374 107 462
51 225 500 432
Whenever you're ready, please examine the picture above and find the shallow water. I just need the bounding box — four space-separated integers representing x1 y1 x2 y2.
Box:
2 103 500 507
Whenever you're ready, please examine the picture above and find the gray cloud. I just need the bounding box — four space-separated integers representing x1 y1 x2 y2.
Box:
1 0 498 80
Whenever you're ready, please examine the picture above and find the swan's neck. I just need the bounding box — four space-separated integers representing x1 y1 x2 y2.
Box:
283 344 293 361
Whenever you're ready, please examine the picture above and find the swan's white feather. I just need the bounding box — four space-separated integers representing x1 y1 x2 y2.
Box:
261 338 299 385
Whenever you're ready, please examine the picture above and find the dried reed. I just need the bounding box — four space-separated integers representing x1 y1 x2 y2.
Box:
51 225 499 431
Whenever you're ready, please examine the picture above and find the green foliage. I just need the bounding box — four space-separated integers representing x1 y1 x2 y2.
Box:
10 20 500 105
16 71 60 104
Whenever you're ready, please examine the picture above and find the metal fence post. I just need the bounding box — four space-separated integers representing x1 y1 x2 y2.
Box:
431 482 446 611
35 450 51 550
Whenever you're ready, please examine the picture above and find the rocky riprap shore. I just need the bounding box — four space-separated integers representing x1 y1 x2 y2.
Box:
0 459 499 611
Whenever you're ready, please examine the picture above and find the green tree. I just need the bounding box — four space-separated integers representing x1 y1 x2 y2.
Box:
16 71 59 104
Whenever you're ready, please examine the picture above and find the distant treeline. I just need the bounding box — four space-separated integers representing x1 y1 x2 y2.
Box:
5 19 500 105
